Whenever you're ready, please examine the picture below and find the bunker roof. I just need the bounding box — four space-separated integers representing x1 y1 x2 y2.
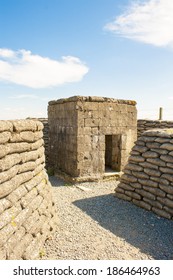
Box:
49 95 136 106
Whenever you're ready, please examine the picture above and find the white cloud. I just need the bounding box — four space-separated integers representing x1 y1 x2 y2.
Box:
105 0 173 47
9 94 38 99
0 48 89 88
0 49 15 58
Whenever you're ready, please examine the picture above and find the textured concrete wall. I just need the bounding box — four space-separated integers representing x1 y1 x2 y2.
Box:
115 129 173 220
48 96 137 181
0 120 57 260
137 119 173 137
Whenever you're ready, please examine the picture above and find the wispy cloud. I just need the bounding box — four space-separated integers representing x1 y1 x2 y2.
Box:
9 94 38 99
0 48 89 88
105 0 173 48
9 94 51 101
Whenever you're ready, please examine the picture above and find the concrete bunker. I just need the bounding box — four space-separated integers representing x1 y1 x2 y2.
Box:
48 96 137 181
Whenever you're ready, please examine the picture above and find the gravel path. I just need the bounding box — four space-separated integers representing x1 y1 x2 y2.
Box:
42 176 173 260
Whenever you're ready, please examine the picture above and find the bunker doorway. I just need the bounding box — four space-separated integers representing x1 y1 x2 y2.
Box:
105 135 121 172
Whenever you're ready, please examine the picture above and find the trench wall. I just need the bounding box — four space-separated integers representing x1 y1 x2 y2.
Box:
36 118 173 171
115 129 173 220
0 120 57 260
137 119 173 137
27 118 49 169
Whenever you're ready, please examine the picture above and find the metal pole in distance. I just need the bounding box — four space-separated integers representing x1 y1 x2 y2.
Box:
159 107 163 120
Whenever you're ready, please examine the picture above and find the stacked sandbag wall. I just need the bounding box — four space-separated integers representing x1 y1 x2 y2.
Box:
137 119 173 137
0 120 57 260
26 118 49 169
115 129 173 220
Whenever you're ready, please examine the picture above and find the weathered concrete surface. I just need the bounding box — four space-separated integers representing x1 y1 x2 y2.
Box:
48 96 137 181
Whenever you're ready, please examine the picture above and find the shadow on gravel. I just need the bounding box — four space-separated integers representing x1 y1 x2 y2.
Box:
73 194 173 260
49 176 66 187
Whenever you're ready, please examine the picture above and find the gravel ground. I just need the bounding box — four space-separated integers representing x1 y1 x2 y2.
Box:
42 176 173 260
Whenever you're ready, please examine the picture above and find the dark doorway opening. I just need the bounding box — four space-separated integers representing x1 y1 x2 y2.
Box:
105 135 121 172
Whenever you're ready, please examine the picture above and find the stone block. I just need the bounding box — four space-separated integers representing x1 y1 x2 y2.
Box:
84 118 100 127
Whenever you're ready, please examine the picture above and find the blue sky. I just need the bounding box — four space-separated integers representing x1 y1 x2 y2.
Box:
1 0 173 120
